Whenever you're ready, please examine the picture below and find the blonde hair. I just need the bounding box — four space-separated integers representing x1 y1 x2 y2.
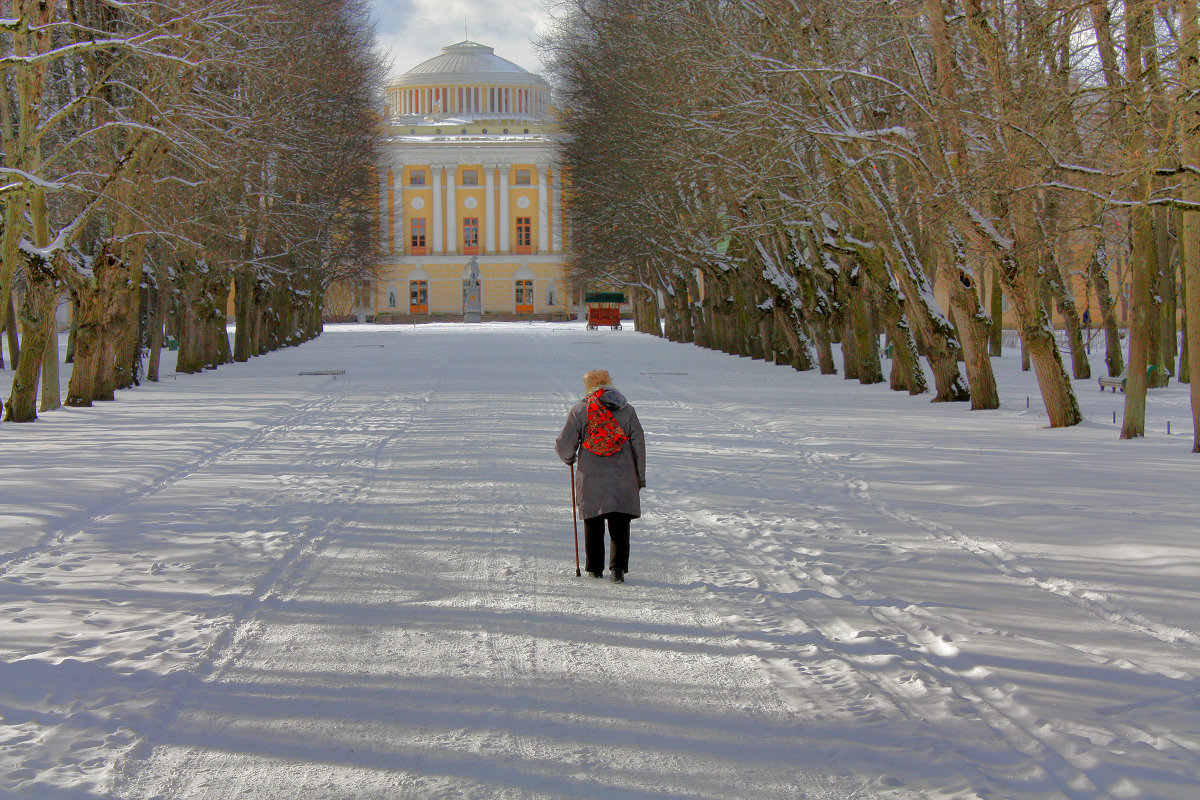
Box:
583 369 613 392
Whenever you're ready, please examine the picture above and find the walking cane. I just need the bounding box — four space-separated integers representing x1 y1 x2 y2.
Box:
570 463 581 576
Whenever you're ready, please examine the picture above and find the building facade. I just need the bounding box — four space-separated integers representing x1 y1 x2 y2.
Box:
367 41 571 321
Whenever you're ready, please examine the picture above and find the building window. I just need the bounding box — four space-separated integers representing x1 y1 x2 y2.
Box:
515 280 533 312
463 217 479 254
462 169 479 186
409 169 426 186
409 280 428 313
516 216 532 254
410 218 426 255
515 168 531 185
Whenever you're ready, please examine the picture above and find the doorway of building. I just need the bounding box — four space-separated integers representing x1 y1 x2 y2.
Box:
409 280 428 314
515 279 534 314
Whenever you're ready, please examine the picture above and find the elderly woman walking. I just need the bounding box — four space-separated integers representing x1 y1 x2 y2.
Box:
556 369 646 583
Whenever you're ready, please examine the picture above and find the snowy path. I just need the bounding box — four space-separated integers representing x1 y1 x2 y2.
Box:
2 323 1198 799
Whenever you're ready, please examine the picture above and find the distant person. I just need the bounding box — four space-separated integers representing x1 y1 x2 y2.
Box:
556 369 646 583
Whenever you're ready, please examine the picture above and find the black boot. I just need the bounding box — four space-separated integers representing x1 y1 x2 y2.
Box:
610 569 624 584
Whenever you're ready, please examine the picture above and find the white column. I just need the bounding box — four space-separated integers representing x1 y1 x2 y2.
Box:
551 168 563 253
484 165 497 254
432 165 443 254
499 168 510 253
445 166 457 255
537 166 549 254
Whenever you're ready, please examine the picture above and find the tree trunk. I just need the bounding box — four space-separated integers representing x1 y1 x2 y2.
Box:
674 274 695 344
890 252 969 402
840 310 859 381
630 286 646 334
853 243 925 394
851 276 883 384
989 262 1004 356
1000 253 1084 427
250 276 269 355
146 276 166 382
1120 0 1153 438
772 305 813 371
1157 209 1178 378
205 269 233 369
1121 202 1154 438
1181 0 1200 449
65 295 78 365
757 311 773 362
5 260 63 422
684 269 704 347
40 315 61 413
813 317 837 375
1180 264 1191 384
4 293 18 368
65 281 102 406
66 245 132 404
176 270 206 375
1087 248 1124 377
113 249 143 391
1045 253 1091 380
947 258 1000 410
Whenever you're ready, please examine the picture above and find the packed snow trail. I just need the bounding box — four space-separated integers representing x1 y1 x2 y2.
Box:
2 323 1198 799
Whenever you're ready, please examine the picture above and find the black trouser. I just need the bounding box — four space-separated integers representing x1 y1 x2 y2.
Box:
583 512 632 575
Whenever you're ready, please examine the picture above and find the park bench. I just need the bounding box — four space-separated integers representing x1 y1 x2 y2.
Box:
1098 365 1171 393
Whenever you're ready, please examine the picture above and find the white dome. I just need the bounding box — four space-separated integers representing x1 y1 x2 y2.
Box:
394 41 548 89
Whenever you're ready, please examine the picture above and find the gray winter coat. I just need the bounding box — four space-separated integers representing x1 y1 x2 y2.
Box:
556 388 646 520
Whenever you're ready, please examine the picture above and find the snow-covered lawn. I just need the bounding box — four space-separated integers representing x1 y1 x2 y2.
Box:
1 322 1197 799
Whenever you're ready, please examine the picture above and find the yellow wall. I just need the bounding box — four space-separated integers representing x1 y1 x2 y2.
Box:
392 163 557 258
377 260 566 316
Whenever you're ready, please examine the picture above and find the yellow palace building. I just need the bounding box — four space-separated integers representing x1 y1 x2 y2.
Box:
367 41 572 321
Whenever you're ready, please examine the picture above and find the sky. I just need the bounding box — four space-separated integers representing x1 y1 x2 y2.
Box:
370 0 556 81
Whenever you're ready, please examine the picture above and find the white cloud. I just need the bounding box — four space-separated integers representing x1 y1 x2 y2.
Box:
370 0 554 80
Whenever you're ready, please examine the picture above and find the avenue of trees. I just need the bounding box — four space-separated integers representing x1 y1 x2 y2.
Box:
545 0 1200 450
0 0 381 424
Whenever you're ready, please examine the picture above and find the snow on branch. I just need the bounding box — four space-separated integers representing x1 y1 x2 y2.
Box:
0 168 64 191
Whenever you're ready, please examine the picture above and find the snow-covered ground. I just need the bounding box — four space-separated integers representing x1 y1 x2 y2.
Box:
1 322 1197 800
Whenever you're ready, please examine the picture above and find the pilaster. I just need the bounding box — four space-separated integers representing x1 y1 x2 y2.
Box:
499 168 510 253
445 166 457 255
484 164 497 254
537 165 549 254
551 169 563 253
432 164 444 254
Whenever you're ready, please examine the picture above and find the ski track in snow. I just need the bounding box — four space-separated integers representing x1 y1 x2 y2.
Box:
2 322 1199 800
636 360 1199 800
